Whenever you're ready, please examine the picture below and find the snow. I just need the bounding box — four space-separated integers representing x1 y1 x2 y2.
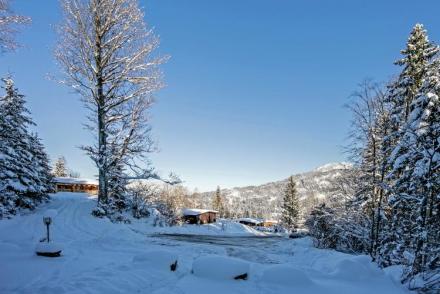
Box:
192 255 249 280
182 208 218 216
133 250 178 272
52 177 98 185
330 258 382 281
315 162 353 172
0 193 411 294
261 264 314 286
43 209 58 218
35 242 63 254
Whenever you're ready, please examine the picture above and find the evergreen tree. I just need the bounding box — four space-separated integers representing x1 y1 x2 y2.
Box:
107 163 129 212
387 24 439 125
53 156 68 177
379 24 439 270
212 186 224 217
388 56 440 287
0 77 51 218
29 134 53 194
281 176 300 230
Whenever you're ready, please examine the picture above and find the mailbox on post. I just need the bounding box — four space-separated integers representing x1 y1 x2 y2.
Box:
35 210 62 257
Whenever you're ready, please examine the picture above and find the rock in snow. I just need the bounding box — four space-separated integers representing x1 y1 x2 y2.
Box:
192 255 250 280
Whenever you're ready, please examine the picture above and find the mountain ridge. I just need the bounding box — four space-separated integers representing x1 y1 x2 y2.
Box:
201 162 354 219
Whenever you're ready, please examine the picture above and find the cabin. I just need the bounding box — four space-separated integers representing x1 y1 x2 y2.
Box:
182 209 218 224
53 177 99 195
237 218 262 227
261 219 278 227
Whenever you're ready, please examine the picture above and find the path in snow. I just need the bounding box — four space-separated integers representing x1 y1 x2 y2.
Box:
0 193 411 294
149 234 287 264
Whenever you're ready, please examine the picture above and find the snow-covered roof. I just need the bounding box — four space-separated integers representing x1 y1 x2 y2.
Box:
53 177 98 185
262 219 278 224
182 208 218 216
237 218 262 224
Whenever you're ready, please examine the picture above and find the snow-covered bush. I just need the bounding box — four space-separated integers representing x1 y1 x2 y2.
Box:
305 203 370 254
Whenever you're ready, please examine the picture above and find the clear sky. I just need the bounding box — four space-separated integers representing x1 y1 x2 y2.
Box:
1 0 440 191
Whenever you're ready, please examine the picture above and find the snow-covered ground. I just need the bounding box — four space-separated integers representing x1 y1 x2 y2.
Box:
0 193 411 294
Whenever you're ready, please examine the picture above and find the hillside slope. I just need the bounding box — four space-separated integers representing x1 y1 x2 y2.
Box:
201 163 355 219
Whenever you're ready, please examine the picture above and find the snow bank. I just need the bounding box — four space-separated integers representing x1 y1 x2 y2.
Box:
133 250 178 272
192 255 250 280
261 265 314 286
35 242 63 254
331 257 382 281
383 265 405 284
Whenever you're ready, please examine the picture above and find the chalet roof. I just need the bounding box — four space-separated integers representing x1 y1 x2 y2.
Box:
182 208 218 216
237 218 262 225
53 177 98 185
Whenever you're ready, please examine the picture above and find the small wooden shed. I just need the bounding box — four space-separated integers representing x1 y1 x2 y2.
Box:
237 218 262 227
53 177 99 195
182 209 218 224
261 220 278 227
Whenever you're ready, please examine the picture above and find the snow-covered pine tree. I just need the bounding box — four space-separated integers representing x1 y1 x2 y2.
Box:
388 55 440 291
53 156 68 177
29 134 53 195
387 24 439 126
281 176 300 230
379 24 439 269
107 163 129 213
0 77 51 218
212 186 224 217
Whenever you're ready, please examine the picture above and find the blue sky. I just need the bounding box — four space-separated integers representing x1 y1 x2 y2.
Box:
1 0 440 191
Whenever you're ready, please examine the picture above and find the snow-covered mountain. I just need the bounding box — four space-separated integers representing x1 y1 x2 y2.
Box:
201 162 354 219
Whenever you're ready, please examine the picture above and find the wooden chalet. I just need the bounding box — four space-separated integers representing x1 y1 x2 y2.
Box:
53 177 99 194
182 209 218 224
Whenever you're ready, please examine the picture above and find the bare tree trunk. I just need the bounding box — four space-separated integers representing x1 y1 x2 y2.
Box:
94 4 107 203
412 152 434 274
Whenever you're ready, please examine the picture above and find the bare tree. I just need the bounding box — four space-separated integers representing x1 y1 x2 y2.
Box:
345 80 392 259
55 0 168 204
0 0 30 53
